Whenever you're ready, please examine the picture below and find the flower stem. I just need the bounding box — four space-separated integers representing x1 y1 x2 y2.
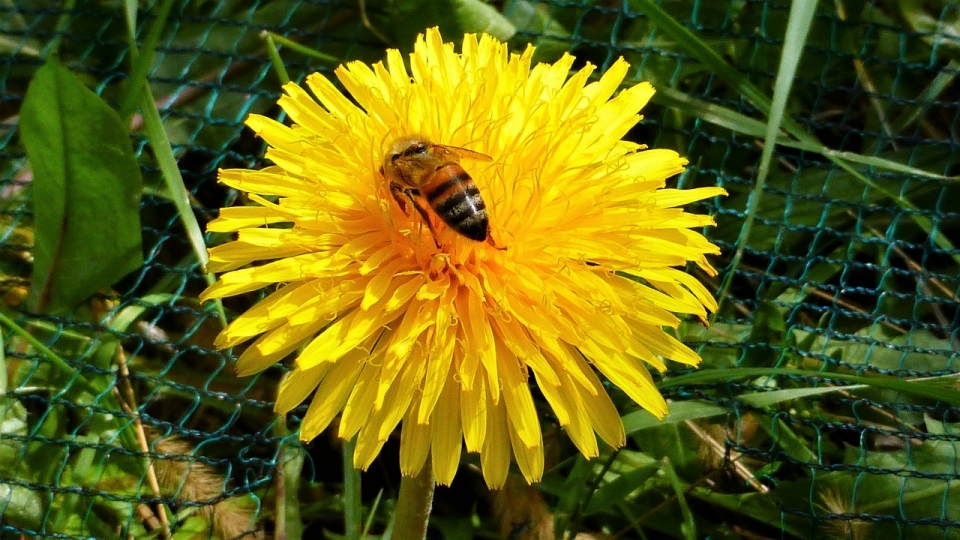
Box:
343 437 362 540
392 461 435 540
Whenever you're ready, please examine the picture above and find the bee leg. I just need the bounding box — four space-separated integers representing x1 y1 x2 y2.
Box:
390 182 442 249
408 196 443 249
487 235 507 251
389 182 410 214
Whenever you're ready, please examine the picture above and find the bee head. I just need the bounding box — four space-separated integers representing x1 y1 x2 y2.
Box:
391 141 428 164
382 137 436 187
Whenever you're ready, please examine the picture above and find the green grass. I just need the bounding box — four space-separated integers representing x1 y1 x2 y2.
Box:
0 0 958 539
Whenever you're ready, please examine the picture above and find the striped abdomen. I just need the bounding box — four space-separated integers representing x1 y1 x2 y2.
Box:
423 163 489 242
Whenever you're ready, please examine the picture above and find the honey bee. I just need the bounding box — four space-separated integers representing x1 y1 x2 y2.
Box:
381 136 499 247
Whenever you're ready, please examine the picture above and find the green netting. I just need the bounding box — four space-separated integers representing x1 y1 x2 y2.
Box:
1 0 959 538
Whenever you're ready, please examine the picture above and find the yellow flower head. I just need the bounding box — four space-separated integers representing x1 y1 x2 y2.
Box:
202 28 726 489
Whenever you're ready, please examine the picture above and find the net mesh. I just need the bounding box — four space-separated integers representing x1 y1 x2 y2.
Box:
1 0 958 538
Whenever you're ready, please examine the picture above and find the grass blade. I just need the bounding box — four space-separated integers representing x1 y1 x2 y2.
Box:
631 0 959 266
261 31 292 86
139 85 227 327
660 367 960 407
654 87 957 180
661 458 696 540
260 31 339 65
715 0 818 313
120 2 227 327
119 0 177 122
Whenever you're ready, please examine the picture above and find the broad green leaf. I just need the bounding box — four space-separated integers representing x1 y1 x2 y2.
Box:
504 0 572 62
20 58 144 314
389 0 516 51
450 0 516 39
0 399 27 474
791 327 955 374
0 481 43 530
766 438 960 539
740 302 787 368
53 440 99 532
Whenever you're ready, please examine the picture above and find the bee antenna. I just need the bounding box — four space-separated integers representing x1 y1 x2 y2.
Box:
376 130 396 161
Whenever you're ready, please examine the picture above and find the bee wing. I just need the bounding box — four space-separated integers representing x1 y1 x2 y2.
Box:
436 144 493 162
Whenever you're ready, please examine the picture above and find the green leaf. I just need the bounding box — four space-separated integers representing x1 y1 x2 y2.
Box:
740 301 787 368
654 87 957 181
119 0 177 121
790 327 955 374
765 436 960 539
450 0 515 39
583 462 659 517
660 368 960 407
738 385 864 407
389 0 516 51
632 0 960 269
689 488 809 538
0 481 43 530
622 400 729 435
661 458 696 540
552 455 594 539
504 0 572 62
0 399 28 473
123 17 227 328
20 58 144 314
759 418 819 465
716 0 817 311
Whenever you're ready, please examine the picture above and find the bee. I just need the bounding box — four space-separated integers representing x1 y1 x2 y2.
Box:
381 136 499 248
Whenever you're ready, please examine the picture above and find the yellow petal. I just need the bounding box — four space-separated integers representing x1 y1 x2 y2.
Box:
399 402 431 477
235 316 328 376
362 259 407 310
507 407 544 484
584 343 668 418
375 349 424 441
298 307 399 370
207 205 290 232
480 392 510 490
431 372 462 486
218 167 312 197
354 422 387 471
299 352 366 440
339 362 382 440
378 304 433 407
275 362 333 415
417 323 456 423
461 375 487 452
496 339 541 449
214 281 311 349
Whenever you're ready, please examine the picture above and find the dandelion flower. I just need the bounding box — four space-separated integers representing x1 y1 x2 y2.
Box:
201 28 726 489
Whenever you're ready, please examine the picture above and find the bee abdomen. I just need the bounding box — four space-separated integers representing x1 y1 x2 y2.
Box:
426 166 489 241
